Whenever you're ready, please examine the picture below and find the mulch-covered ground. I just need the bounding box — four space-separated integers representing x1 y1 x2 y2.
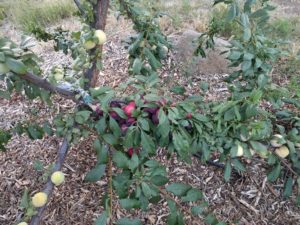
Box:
1 3 300 225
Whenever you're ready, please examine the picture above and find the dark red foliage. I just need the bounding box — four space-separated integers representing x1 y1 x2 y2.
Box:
126 117 136 126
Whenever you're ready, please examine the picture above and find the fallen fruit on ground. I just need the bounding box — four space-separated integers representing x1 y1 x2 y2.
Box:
84 40 96 50
270 134 285 147
51 171 65 186
32 192 48 208
94 30 107 45
0 62 9 74
275 146 289 158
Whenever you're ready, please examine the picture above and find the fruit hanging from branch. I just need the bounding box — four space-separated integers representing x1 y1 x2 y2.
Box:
32 192 48 208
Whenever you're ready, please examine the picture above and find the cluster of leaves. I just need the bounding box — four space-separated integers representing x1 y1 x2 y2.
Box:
119 0 171 76
0 36 51 101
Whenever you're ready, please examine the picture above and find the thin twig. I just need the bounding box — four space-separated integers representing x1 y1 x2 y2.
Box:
30 138 69 225
73 0 85 15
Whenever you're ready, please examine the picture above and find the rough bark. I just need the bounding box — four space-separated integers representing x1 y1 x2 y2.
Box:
22 72 77 100
84 0 110 89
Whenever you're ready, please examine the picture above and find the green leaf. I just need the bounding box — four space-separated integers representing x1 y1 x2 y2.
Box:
127 154 139 171
141 182 152 198
181 188 203 202
132 58 143 74
141 131 156 154
94 140 108 164
143 48 161 70
157 109 170 138
75 110 91 124
283 177 293 198
94 211 108 225
119 199 140 209
224 161 232 182
116 218 142 225
113 171 131 198
167 212 177 225
95 117 107 135
150 175 169 186
250 141 269 157
20 188 29 209
228 51 242 60
242 60 252 71
103 134 118 146
166 183 191 197
138 118 149 131
191 204 207 215
232 158 246 172
85 164 106 182
205 214 219 225
6 57 27 74
267 163 281 182
109 117 121 138
171 86 186 95
113 151 128 169
43 121 53 136
33 160 44 171
0 90 10 99
227 3 237 21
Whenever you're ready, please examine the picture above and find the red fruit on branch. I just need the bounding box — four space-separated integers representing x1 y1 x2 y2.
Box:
110 101 121 108
143 107 159 114
123 101 136 117
127 147 140 157
96 108 103 116
110 111 120 120
186 112 193 119
127 147 134 157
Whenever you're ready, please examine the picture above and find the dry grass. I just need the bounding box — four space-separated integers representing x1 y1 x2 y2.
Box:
1 0 76 32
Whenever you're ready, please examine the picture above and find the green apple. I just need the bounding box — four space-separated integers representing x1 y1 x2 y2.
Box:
84 40 96 50
54 71 64 81
275 146 289 158
94 30 107 45
51 171 65 186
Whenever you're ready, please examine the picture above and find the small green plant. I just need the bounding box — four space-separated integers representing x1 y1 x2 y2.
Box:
269 17 300 40
209 3 241 38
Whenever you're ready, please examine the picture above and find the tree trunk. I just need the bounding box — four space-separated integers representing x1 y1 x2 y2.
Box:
84 0 110 89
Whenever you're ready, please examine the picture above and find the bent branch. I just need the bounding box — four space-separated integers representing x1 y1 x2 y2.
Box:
21 72 77 100
30 138 69 225
73 0 85 15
